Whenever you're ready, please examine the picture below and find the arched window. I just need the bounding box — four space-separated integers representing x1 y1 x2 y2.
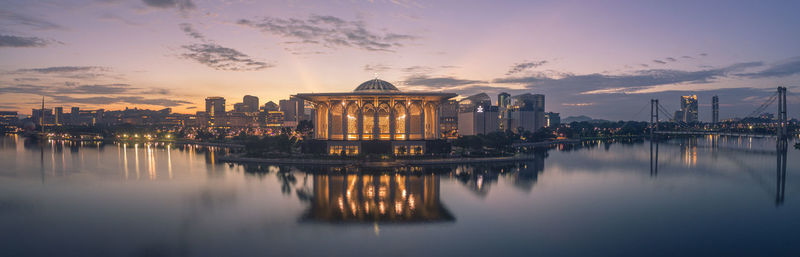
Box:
330 102 344 140
346 103 360 140
362 104 375 140
393 104 407 140
425 103 436 139
408 102 422 140
378 103 391 140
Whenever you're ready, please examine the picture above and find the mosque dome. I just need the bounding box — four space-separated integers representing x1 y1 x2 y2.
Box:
354 79 400 92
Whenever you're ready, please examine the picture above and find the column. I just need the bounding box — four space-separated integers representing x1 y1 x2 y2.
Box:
373 101 379 139
357 101 363 140
341 101 348 140
434 103 440 139
405 105 410 141
389 101 395 140
326 102 332 140
420 102 426 140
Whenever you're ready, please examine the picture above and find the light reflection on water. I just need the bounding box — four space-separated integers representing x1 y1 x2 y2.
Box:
0 134 798 257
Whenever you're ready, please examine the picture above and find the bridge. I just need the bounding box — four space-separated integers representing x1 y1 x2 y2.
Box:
647 87 792 206
648 87 791 139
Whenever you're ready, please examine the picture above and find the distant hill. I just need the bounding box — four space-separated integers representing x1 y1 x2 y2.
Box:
563 115 592 123
563 115 611 124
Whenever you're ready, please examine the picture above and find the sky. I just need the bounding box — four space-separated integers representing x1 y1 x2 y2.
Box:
1 0 799 121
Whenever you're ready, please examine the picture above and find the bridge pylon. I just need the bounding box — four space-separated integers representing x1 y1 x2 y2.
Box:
777 87 788 139
650 99 659 137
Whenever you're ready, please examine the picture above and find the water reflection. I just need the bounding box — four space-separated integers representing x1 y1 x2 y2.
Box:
302 174 454 223
1 135 799 256
649 136 790 206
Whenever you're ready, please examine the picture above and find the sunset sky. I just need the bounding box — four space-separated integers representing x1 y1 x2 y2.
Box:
1 0 799 121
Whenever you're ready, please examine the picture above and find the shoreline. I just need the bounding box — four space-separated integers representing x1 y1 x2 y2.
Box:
218 154 540 167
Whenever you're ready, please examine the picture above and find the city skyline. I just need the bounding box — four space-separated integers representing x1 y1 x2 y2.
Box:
1 0 799 121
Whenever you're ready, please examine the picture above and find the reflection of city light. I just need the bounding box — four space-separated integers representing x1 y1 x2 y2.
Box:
408 194 415 210
379 187 387 198
395 201 403 214
379 202 386 214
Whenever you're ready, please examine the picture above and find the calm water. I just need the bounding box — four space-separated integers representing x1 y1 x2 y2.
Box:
1 135 798 257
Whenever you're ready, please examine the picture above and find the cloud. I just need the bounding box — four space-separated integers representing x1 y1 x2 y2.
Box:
0 10 64 30
142 0 195 11
494 61 764 95
0 84 48 95
52 83 133 94
403 75 485 87
0 34 51 47
562 102 594 106
51 95 191 107
737 56 800 79
178 23 272 71
401 65 433 73
681 56 693 59
181 43 272 71
14 66 111 79
237 14 417 52
17 66 107 74
13 78 40 82
0 83 189 108
363 64 391 73
506 60 548 75
179 23 205 40
652 60 667 64
0 83 171 97
665 57 677 62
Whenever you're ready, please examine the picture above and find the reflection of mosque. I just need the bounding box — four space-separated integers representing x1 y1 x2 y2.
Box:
302 174 454 223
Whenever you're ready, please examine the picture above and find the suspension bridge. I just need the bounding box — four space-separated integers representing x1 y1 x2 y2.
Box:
647 87 791 205
648 87 792 139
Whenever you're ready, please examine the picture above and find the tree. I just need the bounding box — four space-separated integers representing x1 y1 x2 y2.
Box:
296 120 314 137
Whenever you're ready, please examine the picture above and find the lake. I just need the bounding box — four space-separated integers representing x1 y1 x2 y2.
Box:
0 135 798 257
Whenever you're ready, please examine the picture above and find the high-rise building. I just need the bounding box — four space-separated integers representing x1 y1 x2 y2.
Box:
71 107 80 124
0 111 18 125
233 102 247 113
32 108 53 126
712 95 719 124
544 112 560 128
508 93 545 132
458 105 499 136
54 107 63 125
439 100 458 138
458 93 492 113
205 97 226 117
265 111 284 128
279 97 307 127
243 95 259 112
680 95 698 123
498 92 511 130
263 101 279 111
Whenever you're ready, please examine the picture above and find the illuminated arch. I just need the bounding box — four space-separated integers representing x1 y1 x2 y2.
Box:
362 103 375 140
329 102 344 140
346 102 360 140
393 103 407 140
378 103 391 140
408 102 423 140
424 102 437 139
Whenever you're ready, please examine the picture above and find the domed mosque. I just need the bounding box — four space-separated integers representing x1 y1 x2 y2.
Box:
294 78 456 156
